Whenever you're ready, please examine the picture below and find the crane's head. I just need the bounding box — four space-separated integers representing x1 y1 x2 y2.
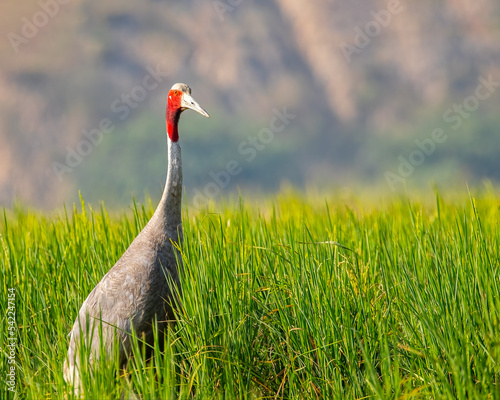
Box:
168 83 209 118
166 83 209 142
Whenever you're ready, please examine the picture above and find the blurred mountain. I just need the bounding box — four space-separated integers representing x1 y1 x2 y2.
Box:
1 0 499 208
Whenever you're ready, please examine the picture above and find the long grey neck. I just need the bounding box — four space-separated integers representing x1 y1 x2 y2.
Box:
152 138 182 232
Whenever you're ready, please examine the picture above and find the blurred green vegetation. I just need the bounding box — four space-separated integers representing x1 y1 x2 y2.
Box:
0 0 499 208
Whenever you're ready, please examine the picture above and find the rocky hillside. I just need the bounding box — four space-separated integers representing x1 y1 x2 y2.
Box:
1 0 499 208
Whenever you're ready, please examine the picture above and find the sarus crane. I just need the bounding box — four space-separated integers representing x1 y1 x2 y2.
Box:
63 83 209 395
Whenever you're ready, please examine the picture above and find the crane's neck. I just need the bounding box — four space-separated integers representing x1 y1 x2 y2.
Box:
167 108 180 143
154 109 183 232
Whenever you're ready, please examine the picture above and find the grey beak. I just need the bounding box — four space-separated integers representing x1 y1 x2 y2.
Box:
181 93 210 118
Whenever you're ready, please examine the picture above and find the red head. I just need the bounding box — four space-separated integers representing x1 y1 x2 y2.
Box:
166 83 209 142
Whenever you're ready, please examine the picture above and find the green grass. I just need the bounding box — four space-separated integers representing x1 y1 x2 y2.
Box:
1 190 500 399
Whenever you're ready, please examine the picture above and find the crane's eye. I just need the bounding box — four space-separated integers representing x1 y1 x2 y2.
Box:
174 90 179 95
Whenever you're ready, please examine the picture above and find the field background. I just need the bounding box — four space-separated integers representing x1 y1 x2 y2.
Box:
1 190 499 399
1 0 500 208
2 0 500 398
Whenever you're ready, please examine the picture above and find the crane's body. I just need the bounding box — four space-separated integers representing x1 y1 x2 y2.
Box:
63 83 209 395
